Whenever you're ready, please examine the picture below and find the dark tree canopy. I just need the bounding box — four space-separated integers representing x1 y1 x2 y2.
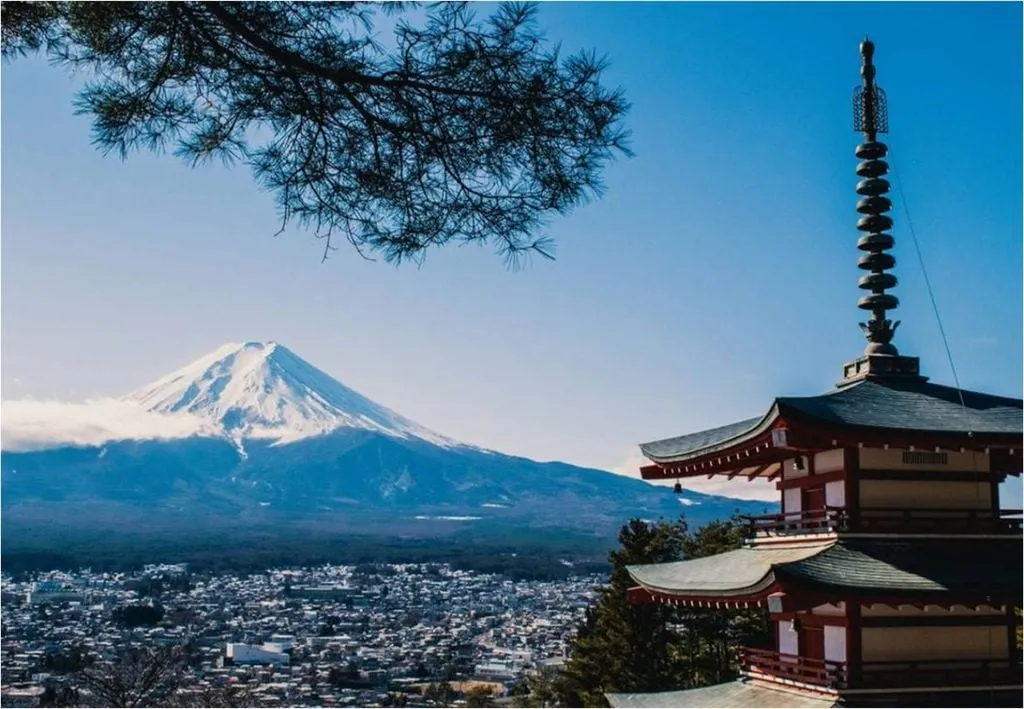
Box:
550 516 770 707
554 518 687 707
111 603 164 628
1 1 631 265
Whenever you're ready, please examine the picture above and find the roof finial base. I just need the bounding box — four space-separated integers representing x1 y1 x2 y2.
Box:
839 353 928 387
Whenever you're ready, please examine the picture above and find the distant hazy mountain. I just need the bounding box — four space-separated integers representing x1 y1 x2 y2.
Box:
1 342 772 541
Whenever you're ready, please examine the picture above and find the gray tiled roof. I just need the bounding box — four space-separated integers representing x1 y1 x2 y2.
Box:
627 544 831 597
777 538 1023 596
639 416 765 461
640 378 1022 463
628 539 1023 597
779 379 1022 435
606 680 837 708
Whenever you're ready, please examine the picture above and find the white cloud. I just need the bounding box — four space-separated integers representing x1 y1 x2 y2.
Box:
0 398 216 452
611 452 779 503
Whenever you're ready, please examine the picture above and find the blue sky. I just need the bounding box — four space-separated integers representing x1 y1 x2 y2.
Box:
2 2 1021 501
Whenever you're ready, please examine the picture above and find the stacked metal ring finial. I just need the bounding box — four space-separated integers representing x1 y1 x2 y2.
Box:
853 38 900 355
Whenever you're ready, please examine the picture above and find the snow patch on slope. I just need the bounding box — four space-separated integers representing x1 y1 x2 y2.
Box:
123 341 467 449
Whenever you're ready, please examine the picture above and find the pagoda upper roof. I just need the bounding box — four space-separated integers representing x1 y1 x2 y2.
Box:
627 538 1023 602
640 377 1023 463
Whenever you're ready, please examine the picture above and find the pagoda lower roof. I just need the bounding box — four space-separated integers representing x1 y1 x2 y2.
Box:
627 538 1023 601
640 377 1023 463
627 543 828 598
606 680 836 708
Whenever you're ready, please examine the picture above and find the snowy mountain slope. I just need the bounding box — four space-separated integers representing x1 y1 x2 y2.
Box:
2 340 776 540
1 431 773 536
123 341 465 449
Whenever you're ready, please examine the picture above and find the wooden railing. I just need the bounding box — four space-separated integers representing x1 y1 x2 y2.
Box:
740 647 1022 690
740 647 843 687
849 508 1022 535
852 658 1022 689
740 508 1023 537
741 508 844 536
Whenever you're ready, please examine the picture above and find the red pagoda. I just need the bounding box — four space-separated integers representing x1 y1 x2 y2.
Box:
607 39 1023 709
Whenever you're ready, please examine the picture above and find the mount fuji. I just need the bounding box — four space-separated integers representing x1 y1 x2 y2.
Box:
123 341 465 451
1 342 772 544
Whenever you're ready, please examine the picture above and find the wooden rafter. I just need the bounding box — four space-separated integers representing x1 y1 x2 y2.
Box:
747 464 771 480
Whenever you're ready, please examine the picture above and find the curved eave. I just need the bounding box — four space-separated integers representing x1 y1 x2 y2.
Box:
625 544 832 604
640 407 1022 482
639 378 1022 470
627 585 779 609
639 403 782 464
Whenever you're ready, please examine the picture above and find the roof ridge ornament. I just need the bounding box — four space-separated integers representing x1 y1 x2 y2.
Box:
841 38 925 386
854 37 899 356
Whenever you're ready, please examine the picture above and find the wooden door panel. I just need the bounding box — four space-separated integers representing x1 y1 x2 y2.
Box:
802 626 825 661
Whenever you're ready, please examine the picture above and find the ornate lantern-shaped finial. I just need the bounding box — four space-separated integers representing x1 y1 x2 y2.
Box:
853 37 899 356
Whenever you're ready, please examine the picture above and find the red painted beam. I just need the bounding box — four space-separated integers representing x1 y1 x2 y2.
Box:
627 584 781 608
747 464 771 480
639 464 664 480
630 582 1020 611
775 469 846 490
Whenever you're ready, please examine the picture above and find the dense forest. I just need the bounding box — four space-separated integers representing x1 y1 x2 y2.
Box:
1 527 613 581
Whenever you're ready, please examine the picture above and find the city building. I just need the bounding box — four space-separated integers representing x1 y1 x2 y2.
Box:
225 642 291 666
26 581 86 606
609 39 1023 709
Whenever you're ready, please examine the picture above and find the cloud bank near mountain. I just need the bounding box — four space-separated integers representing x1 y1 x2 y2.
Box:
1 398 215 452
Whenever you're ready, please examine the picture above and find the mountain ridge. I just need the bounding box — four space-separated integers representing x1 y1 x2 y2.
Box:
122 340 466 450
1 341 775 541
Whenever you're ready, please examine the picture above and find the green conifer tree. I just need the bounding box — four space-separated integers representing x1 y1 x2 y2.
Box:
553 515 771 707
554 518 686 707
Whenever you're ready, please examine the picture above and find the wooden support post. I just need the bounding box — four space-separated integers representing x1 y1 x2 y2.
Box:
847 602 862 688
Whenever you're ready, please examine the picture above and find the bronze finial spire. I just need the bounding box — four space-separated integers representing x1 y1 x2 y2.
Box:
840 38 924 385
853 37 898 356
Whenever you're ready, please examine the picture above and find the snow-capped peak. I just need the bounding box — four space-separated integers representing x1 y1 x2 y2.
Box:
123 341 463 448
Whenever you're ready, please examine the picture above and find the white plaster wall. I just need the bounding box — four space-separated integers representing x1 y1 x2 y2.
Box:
812 603 846 616
825 480 845 507
824 625 847 663
783 488 801 515
783 458 809 480
814 449 845 474
859 480 991 510
861 626 1008 662
778 620 799 659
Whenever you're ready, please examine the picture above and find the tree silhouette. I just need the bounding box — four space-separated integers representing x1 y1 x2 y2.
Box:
75 645 189 707
551 516 770 707
1 2 631 266
38 683 80 708
112 603 164 628
60 644 249 707
554 518 686 707
465 685 496 707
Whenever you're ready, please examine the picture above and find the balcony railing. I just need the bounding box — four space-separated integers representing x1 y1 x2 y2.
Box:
740 647 842 688
740 647 1023 690
741 507 1023 538
852 658 1022 688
